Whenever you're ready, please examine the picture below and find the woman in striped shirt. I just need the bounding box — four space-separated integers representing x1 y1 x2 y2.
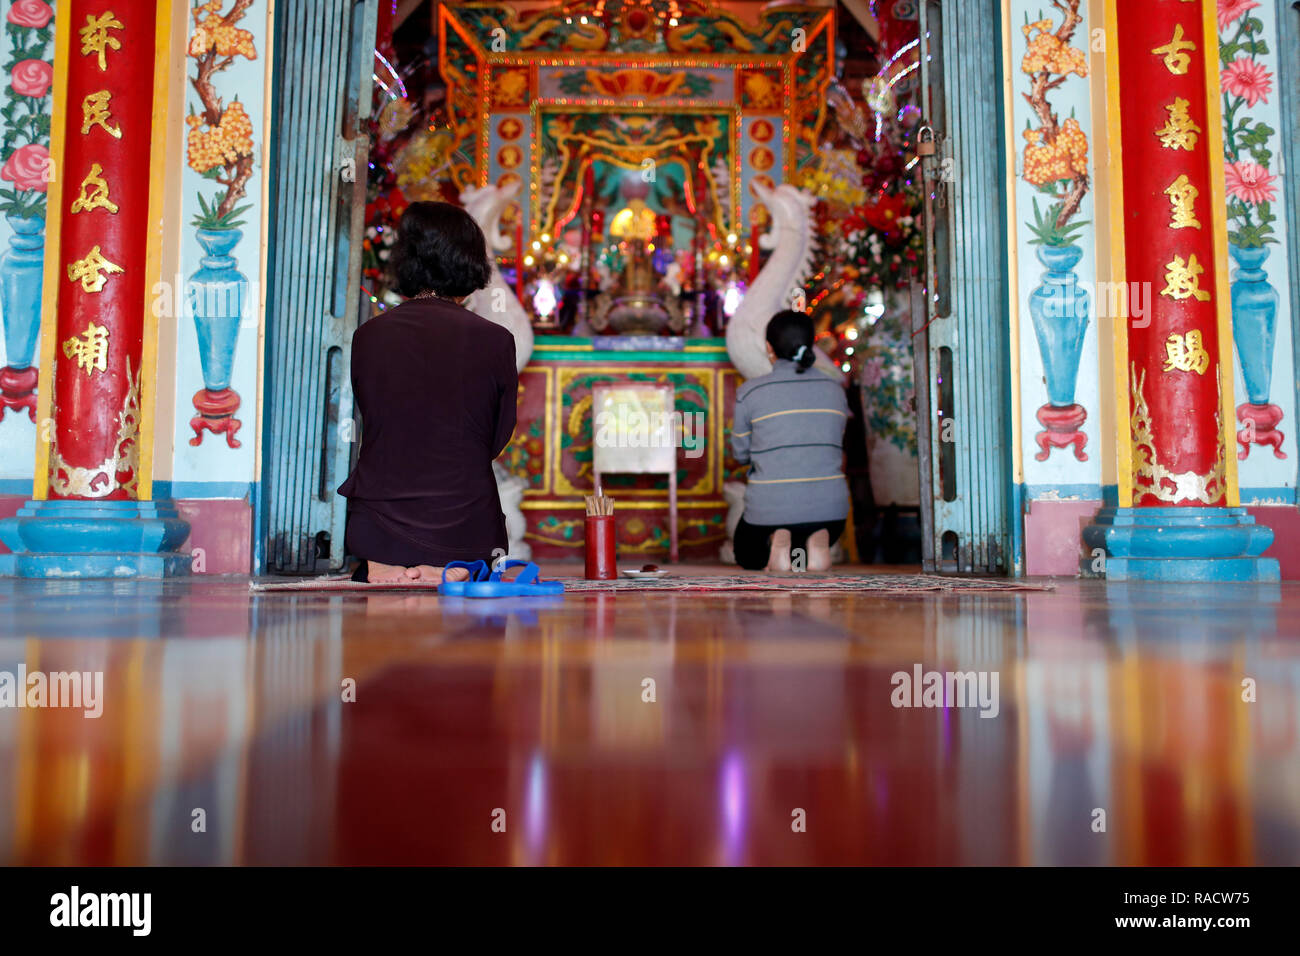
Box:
730 311 850 571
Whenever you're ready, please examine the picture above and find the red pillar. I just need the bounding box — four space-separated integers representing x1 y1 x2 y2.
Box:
39 0 160 499
0 1 188 577
1112 0 1233 506
1084 0 1275 581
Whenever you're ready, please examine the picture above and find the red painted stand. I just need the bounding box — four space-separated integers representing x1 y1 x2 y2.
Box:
1034 403 1088 462
1236 402 1285 460
190 387 242 448
0 366 37 422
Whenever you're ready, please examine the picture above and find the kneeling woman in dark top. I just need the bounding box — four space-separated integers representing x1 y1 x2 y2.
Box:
338 201 517 583
730 310 849 572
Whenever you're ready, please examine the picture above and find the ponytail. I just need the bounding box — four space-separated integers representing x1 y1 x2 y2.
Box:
765 310 817 374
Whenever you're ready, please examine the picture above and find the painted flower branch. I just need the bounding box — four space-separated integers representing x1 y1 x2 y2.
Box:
1218 0 1277 248
0 0 54 219
1020 0 1090 245
185 0 257 229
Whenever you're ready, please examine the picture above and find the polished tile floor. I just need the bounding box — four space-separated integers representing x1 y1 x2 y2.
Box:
0 568 1296 865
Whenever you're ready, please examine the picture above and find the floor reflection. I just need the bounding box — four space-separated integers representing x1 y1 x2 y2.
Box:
0 577 1296 864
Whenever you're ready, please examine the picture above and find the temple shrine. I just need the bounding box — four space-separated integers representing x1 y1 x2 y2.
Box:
0 0 1294 583
0 0 1298 880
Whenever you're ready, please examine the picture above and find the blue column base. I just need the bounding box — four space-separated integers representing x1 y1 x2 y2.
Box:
1081 506 1279 582
0 499 192 579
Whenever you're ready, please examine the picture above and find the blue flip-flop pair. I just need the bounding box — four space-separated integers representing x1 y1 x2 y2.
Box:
439 559 565 598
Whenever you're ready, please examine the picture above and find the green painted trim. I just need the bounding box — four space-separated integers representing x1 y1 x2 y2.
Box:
530 336 732 364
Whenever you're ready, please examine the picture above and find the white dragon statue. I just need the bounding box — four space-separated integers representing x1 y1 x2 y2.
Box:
461 181 536 559
724 180 839 380
461 181 535 373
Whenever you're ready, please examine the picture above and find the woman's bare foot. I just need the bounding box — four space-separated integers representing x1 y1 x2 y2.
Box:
366 560 420 582
415 565 469 583
766 529 792 572
806 529 832 572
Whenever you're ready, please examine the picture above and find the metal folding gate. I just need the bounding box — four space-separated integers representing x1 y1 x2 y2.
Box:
261 0 378 573
913 0 1014 574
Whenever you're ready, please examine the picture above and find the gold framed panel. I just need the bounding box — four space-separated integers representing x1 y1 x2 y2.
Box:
549 364 719 498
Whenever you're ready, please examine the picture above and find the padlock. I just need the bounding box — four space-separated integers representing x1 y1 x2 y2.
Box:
916 125 936 158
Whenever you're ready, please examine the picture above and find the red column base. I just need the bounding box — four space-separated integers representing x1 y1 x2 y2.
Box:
1034 403 1088 462
1236 402 1286 460
190 388 242 449
0 366 38 422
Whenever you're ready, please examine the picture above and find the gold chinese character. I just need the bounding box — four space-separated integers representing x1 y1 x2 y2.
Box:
79 12 124 71
1161 253 1212 302
62 322 110 375
70 163 120 215
1164 174 1201 230
1155 97 1201 151
1152 24 1196 75
1162 330 1210 375
67 245 125 293
80 90 122 139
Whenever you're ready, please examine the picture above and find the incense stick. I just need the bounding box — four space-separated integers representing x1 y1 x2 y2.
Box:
585 495 615 517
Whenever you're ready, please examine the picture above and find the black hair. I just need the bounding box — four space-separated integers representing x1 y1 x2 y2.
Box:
765 309 816 373
389 201 492 299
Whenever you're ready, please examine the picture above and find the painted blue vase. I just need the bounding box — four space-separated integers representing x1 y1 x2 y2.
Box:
187 227 247 392
1028 243 1090 407
1229 243 1279 406
1 215 45 372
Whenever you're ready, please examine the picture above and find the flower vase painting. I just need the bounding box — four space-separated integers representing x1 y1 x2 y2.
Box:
1218 0 1289 464
183 0 258 450
1018 3 1092 465
0 0 54 428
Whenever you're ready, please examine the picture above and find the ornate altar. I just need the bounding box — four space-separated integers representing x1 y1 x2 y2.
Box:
428 1 838 558
437 0 835 328
498 336 744 558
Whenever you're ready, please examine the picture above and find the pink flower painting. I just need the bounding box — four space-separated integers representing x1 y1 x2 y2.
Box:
0 143 49 192
5 0 52 29
1221 57 1272 107
1219 4 1281 248
10 58 53 98
1225 161 1278 205
1217 0 1260 31
0 2 54 219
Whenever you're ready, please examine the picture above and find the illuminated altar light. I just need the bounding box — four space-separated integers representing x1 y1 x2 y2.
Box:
533 278 558 319
723 281 742 318
524 255 535 266
845 327 859 340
